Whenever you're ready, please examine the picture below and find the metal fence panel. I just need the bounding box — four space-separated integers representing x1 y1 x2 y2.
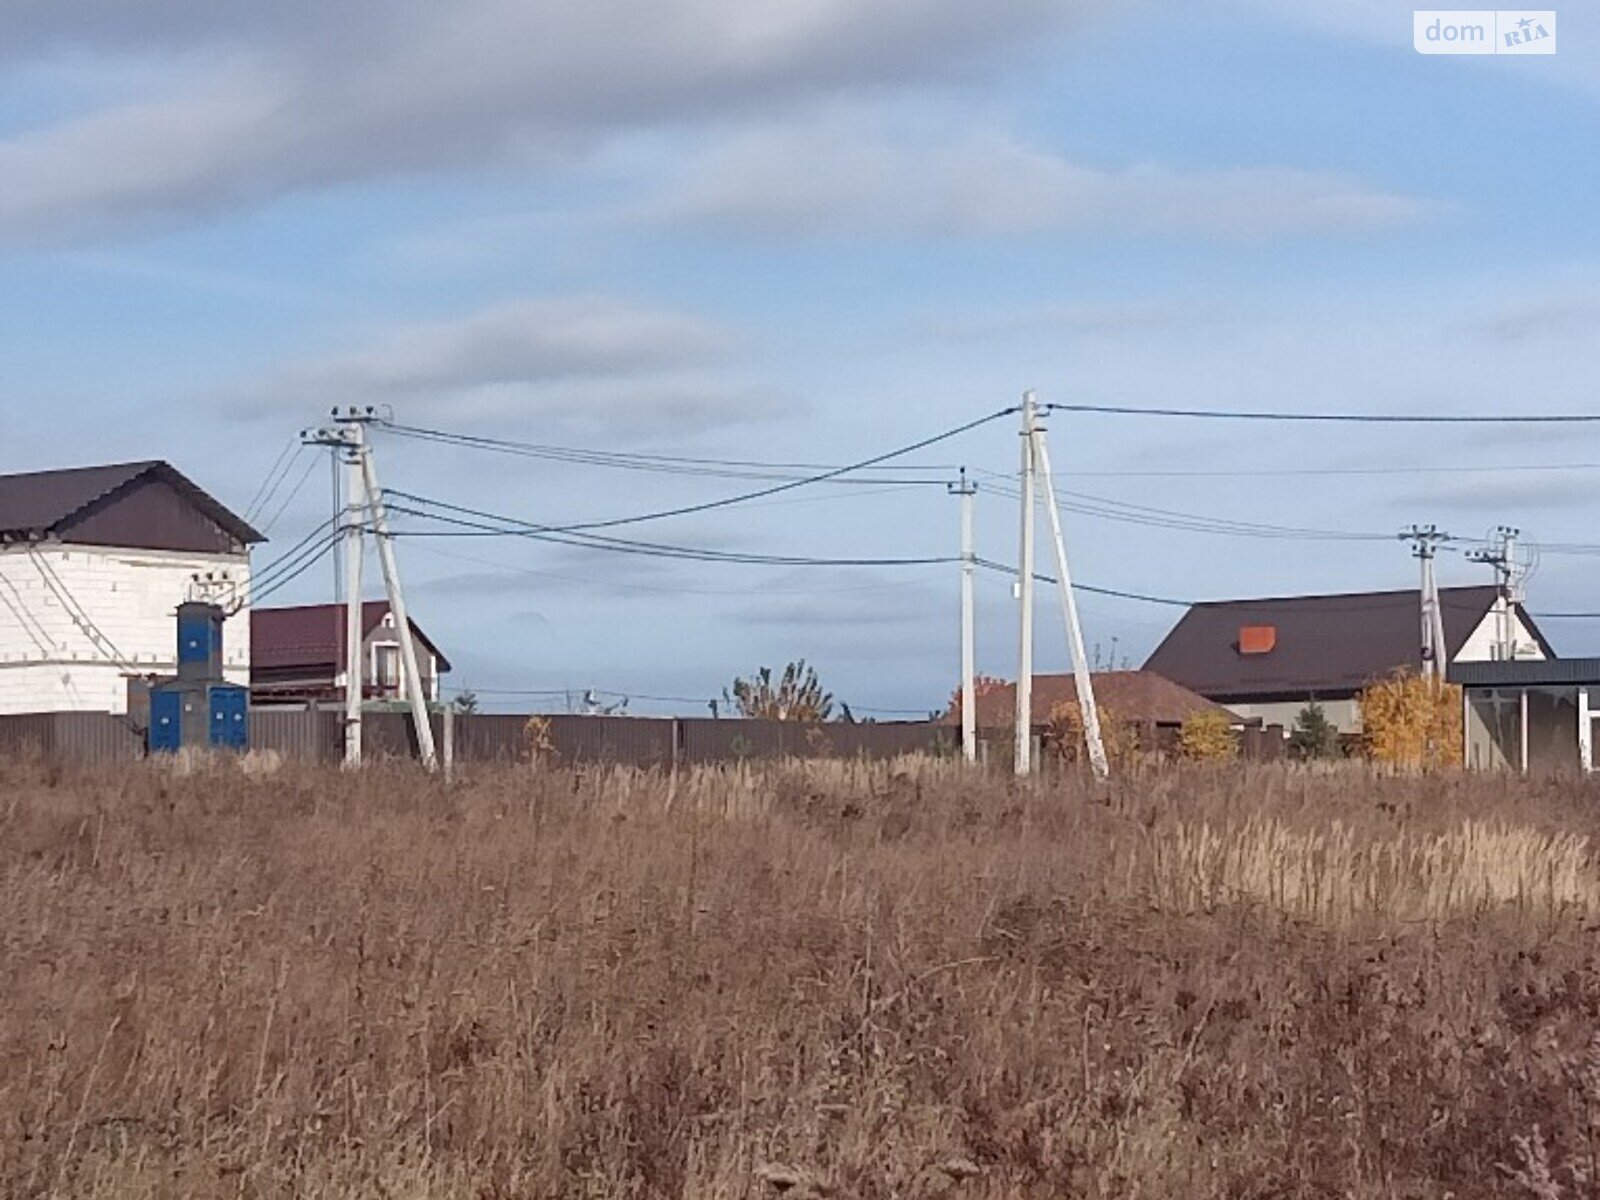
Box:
250 709 340 762
49 712 143 766
0 713 61 761
0 713 144 766
545 715 675 765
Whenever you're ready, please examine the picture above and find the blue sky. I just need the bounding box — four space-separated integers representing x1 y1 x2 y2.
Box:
2 0 1597 715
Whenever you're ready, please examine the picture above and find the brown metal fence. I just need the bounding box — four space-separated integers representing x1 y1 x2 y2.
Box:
0 712 144 766
0 710 1283 769
676 718 951 763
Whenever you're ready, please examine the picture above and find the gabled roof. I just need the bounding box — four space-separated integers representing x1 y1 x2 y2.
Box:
948 670 1238 729
251 602 452 673
0 460 262 547
1143 585 1553 701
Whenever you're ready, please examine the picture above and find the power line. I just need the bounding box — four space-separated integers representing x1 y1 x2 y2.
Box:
387 407 1015 535
452 683 930 716
1048 461 1600 480
242 438 300 523
257 448 323 536
972 558 1191 607
1044 403 1600 424
232 530 341 612
974 470 1398 543
386 499 960 567
405 539 945 596
382 424 955 486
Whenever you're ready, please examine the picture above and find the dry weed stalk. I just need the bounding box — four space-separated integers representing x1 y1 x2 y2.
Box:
3 758 1600 1197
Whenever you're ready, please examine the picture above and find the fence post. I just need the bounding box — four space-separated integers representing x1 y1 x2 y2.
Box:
443 705 456 784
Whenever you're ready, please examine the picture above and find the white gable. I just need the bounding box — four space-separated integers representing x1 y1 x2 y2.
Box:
1453 602 1546 664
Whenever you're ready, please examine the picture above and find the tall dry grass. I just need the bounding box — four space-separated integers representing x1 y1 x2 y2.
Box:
4 756 1600 1197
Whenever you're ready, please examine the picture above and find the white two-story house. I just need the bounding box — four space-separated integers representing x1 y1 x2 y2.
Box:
0 461 260 714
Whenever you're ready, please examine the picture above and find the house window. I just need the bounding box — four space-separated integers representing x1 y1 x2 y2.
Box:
372 642 402 693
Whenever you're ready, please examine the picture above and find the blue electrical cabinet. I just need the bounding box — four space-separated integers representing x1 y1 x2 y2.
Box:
209 685 249 750
149 689 183 753
178 610 215 666
148 600 250 755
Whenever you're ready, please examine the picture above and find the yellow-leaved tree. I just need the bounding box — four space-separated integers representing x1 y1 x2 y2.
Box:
1044 700 1140 768
1358 671 1462 771
1179 710 1239 762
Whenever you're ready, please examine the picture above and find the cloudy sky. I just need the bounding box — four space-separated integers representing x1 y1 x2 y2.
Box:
3 0 1597 714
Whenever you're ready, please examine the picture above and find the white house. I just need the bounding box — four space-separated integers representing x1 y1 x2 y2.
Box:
1143 585 1551 734
0 461 261 715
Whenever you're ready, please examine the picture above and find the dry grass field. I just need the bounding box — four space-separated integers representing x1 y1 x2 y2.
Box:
5 756 1600 1198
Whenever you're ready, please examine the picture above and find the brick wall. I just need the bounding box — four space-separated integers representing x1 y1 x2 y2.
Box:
0 543 251 714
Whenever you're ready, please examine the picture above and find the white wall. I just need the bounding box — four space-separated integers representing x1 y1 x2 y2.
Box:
0 543 250 715
1227 698 1362 735
1454 605 1547 663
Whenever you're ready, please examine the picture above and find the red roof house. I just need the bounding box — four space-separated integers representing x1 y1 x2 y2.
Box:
250 602 451 705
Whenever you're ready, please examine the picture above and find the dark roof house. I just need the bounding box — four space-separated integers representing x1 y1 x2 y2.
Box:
251 602 451 703
1143 585 1553 705
950 669 1238 730
0 460 261 553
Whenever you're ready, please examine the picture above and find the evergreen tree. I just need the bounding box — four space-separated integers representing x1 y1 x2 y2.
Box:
1289 701 1341 761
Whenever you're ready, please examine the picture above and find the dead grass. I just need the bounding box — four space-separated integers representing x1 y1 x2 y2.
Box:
4 756 1600 1197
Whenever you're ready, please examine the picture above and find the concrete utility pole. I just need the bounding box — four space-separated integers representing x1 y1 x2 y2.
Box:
1402 525 1451 680
1467 525 1522 660
304 408 437 771
950 469 979 764
304 414 370 767
358 440 438 770
1031 409 1109 781
1015 394 1038 775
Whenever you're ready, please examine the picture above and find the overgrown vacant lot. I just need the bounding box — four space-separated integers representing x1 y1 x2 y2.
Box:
5 758 1600 1198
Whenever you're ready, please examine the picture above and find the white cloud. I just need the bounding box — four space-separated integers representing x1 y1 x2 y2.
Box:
634 120 1427 238
0 0 1087 242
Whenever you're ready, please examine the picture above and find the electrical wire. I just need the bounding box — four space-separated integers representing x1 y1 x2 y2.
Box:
404 539 945 597
387 407 1015 536
257 448 324 536
972 558 1191 607
381 421 958 484
1044 403 1600 423
242 438 300 523
386 500 961 567
234 534 341 612
247 514 341 589
452 683 930 716
974 470 1401 544
1051 461 1600 480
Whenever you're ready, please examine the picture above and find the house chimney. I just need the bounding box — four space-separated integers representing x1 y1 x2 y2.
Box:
1239 625 1277 655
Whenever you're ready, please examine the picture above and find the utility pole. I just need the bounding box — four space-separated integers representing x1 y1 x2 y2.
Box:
1032 407 1109 780
304 413 369 767
305 407 437 770
358 437 438 770
950 469 978 764
1402 525 1450 680
1015 394 1038 775
1467 526 1522 660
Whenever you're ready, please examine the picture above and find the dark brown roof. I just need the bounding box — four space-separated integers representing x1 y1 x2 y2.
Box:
1142 585 1553 702
251 602 451 673
948 670 1237 729
0 460 262 549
